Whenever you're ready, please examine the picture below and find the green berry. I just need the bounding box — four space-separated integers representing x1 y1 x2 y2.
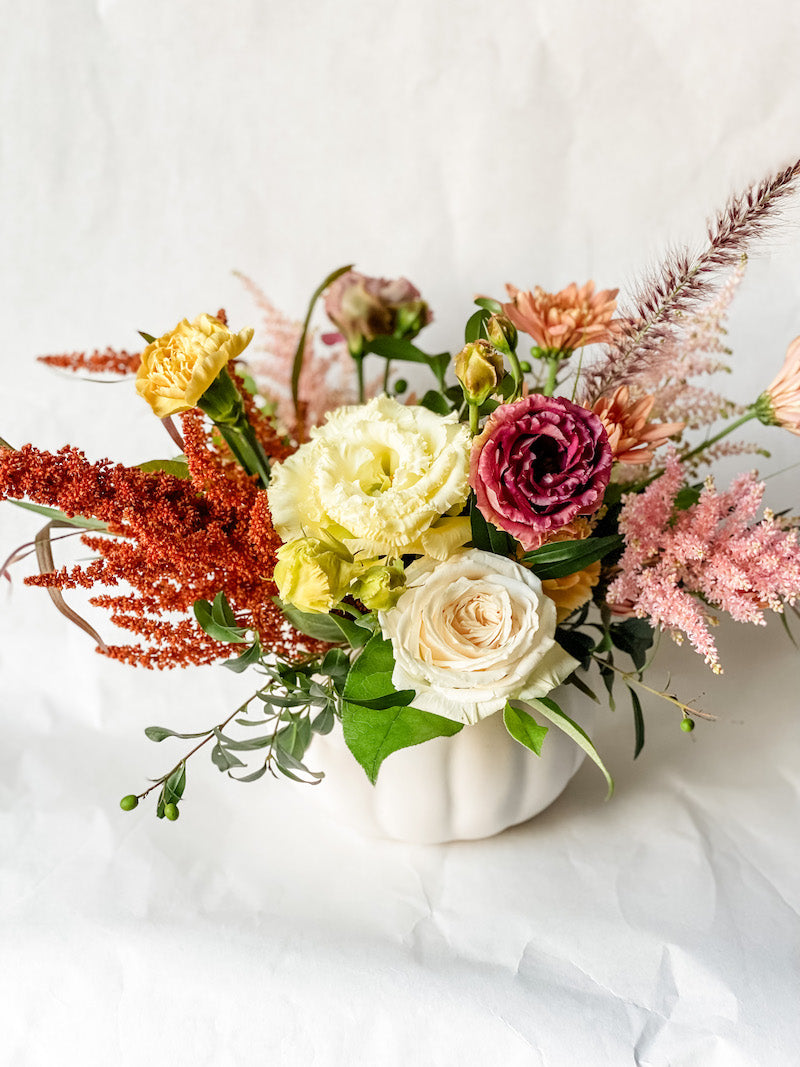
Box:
680 717 695 733
394 378 408 394
120 794 139 811
519 360 532 373
164 803 180 821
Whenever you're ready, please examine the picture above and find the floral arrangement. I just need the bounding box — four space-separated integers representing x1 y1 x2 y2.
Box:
3 160 800 824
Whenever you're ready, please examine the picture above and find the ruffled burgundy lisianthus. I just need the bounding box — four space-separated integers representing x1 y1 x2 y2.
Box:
470 395 612 549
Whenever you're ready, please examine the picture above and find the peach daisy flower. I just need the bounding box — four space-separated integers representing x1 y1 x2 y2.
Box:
759 336 800 434
502 281 624 353
593 386 684 465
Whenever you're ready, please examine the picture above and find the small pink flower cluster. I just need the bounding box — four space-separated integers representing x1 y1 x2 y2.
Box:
609 452 800 671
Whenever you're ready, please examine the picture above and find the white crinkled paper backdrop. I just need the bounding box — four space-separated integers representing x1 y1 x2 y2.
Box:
2 1 800 1064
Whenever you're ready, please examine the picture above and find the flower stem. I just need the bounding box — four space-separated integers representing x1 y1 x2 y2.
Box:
354 354 365 403
678 408 758 466
507 349 524 400
137 691 261 801
543 354 559 397
590 653 716 720
469 402 480 436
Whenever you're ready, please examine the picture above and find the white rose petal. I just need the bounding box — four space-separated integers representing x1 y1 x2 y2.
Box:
267 395 471 557
379 549 579 725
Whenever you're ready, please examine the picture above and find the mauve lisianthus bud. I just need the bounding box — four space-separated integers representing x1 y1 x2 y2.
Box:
454 340 505 404
485 314 518 355
470 394 613 550
324 270 432 355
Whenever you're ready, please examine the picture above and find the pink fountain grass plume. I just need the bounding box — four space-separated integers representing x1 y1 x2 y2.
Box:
582 159 800 404
609 452 800 672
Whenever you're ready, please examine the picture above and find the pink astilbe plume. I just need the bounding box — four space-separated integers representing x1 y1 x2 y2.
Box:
609 452 800 672
628 261 746 431
236 273 368 435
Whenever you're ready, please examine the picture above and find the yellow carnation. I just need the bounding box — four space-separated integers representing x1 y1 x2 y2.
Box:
267 395 471 557
135 313 254 418
542 562 601 623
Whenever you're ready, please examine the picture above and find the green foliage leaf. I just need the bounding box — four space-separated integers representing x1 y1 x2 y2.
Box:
527 695 614 799
563 670 600 703
674 484 702 512
193 595 247 644
627 685 645 759
469 497 515 556
342 701 462 784
464 308 490 343
311 706 335 735
138 458 191 479
342 634 462 782
211 742 246 771
554 627 595 671
609 618 654 672
341 633 396 704
278 600 371 647
474 296 503 314
419 389 454 415
145 725 209 742
138 330 157 345
273 747 325 783
8 499 109 532
163 762 187 804
503 702 549 756
221 638 262 673
522 535 623 579
363 337 450 388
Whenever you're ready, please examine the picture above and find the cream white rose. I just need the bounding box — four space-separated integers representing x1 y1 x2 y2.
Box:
378 549 579 724
267 395 471 557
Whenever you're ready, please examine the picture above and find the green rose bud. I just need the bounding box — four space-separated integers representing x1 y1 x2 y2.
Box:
120 794 139 811
485 314 518 355
274 536 356 615
164 803 180 821
454 340 505 405
351 560 406 611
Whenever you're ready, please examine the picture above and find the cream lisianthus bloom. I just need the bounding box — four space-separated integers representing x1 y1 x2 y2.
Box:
267 395 471 558
136 313 254 418
379 549 579 725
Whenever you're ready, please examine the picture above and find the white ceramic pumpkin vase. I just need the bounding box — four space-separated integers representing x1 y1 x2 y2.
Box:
310 686 596 844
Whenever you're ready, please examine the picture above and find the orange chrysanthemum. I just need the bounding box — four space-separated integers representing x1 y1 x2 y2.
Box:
593 386 684 465
502 281 624 352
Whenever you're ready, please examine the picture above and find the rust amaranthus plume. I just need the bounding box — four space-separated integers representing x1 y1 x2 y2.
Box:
0 406 324 668
582 157 800 403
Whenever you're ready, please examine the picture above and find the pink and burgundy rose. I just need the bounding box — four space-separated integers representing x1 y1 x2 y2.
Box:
470 395 612 549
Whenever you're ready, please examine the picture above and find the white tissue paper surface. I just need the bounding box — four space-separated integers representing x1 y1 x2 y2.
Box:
2 1 800 1064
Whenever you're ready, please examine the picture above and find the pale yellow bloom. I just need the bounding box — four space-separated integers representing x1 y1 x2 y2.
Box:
136 313 254 418
267 396 471 557
542 562 602 623
351 561 406 611
274 537 356 615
